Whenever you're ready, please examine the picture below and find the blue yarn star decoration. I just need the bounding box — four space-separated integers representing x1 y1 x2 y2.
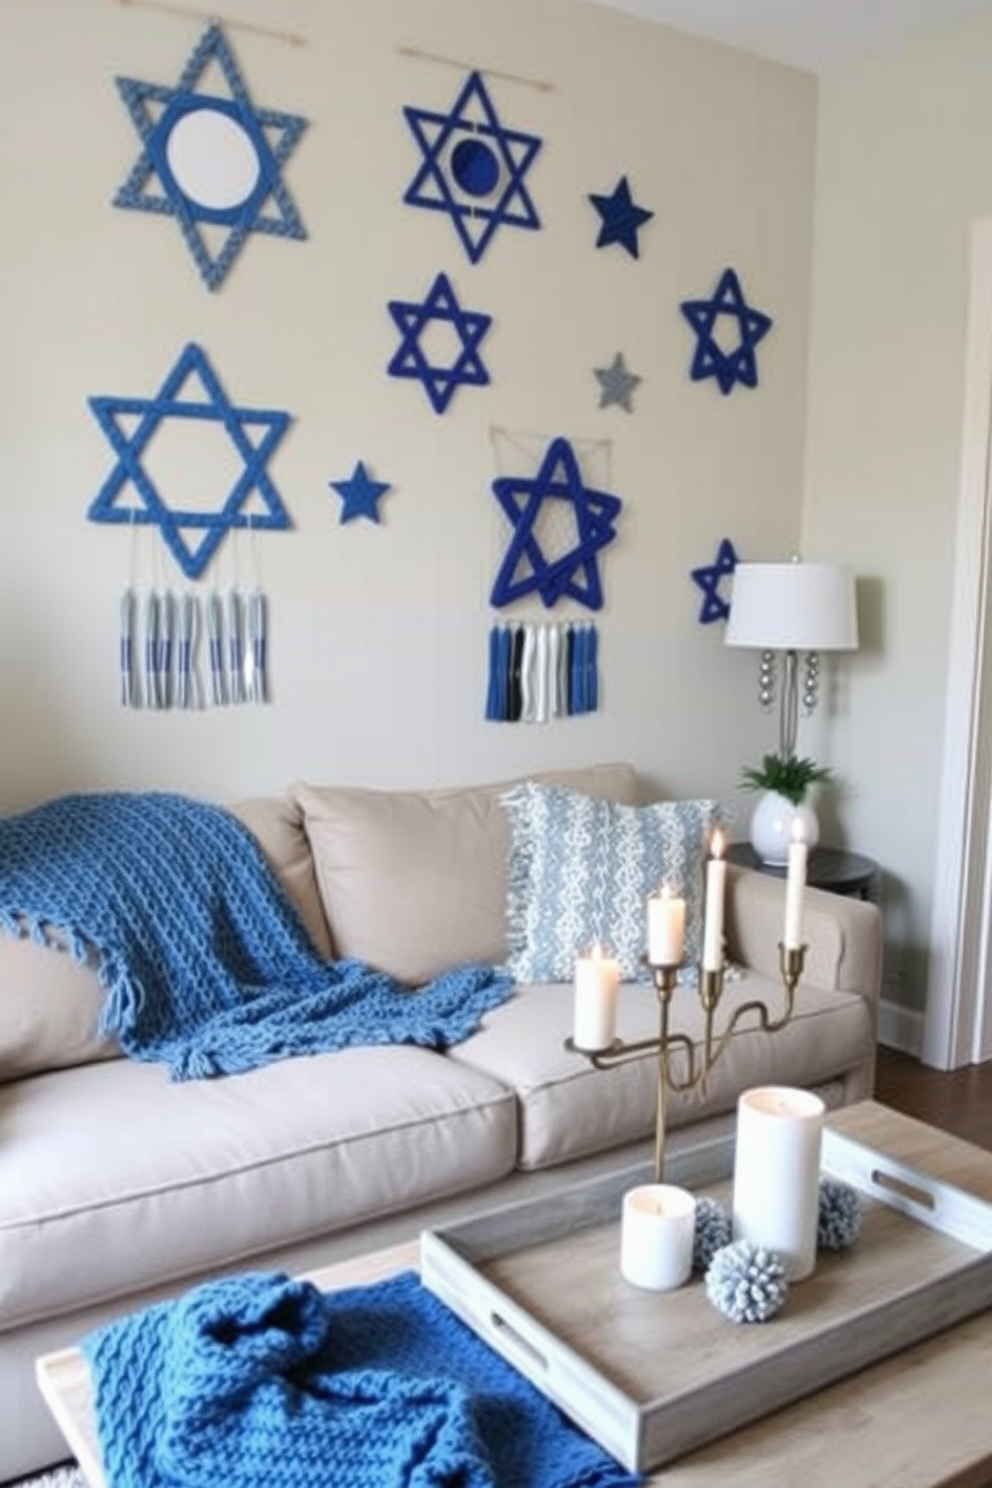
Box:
330 462 391 525
691 537 738 623
680 267 773 395
387 272 492 415
588 175 654 259
113 22 307 291
490 436 622 611
402 70 542 263
87 342 292 580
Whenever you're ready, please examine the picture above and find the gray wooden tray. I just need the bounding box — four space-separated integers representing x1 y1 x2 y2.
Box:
419 1129 992 1473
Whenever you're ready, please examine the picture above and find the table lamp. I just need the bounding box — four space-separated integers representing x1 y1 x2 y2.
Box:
725 558 859 760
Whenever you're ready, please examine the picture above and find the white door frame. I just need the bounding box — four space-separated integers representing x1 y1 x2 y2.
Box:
923 216 992 1069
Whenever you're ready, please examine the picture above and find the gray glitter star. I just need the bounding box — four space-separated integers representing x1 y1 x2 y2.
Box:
594 352 642 413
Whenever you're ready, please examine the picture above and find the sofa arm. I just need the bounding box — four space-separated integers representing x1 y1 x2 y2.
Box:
724 864 883 1011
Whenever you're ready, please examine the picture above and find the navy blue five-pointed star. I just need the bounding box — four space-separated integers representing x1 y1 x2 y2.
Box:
402 70 542 264
113 21 307 291
87 342 292 580
680 267 773 395
490 436 623 611
330 462 391 525
588 175 654 259
387 272 492 415
691 538 739 623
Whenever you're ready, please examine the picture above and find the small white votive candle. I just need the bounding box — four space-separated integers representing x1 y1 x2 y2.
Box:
732 1085 826 1281
573 943 619 1051
620 1183 696 1291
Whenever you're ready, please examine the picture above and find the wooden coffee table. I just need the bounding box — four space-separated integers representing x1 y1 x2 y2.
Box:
35 1102 992 1488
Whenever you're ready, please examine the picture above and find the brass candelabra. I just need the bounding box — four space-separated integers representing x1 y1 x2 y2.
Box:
566 944 806 1182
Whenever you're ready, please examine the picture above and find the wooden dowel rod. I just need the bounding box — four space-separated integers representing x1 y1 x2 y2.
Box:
397 43 553 92
115 0 305 46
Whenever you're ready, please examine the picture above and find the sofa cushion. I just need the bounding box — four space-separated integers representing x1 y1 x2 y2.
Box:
448 975 874 1171
0 930 118 1082
226 796 333 960
0 1045 517 1329
292 763 638 985
501 783 719 983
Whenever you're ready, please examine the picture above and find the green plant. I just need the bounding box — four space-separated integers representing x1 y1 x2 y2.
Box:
740 752 833 806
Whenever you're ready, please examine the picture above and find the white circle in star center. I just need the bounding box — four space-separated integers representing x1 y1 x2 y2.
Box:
166 108 261 210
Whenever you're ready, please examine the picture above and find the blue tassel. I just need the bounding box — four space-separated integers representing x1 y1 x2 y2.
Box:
586 624 599 712
206 593 225 706
571 624 586 713
485 624 502 720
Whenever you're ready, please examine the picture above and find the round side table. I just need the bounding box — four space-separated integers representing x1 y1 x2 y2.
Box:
727 842 881 903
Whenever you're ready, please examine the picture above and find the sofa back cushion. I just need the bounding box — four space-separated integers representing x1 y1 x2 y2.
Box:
293 763 639 985
0 930 118 1082
225 796 333 960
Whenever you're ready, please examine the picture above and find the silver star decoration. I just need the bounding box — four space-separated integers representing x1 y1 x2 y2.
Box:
594 352 642 413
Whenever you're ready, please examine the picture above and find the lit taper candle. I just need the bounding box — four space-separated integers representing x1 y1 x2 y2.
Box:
784 823 808 949
702 829 727 972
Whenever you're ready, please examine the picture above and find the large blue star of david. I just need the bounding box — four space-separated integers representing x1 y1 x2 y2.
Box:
87 342 292 581
691 537 739 623
680 267 773 395
387 272 492 415
490 436 623 611
402 70 542 264
113 21 307 291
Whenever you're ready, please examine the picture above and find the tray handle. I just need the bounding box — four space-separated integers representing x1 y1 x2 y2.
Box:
490 1309 550 1373
822 1128 992 1251
868 1165 937 1214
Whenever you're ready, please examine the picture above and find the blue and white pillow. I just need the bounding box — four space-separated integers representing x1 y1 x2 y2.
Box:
502 782 720 983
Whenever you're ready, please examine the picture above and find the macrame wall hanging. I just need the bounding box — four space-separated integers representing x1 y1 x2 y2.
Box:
482 429 617 722
387 271 493 414
113 20 308 291
401 68 542 263
680 267 773 395
485 621 599 723
87 340 289 709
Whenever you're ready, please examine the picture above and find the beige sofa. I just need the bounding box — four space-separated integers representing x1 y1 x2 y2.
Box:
0 763 882 1482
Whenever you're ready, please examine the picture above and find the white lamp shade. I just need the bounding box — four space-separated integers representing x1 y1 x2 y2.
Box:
725 562 858 652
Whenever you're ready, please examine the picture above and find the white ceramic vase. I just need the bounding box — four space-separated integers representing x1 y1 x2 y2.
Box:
749 791 819 866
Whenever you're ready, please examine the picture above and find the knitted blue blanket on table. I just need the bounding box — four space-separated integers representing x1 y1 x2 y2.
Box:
0 791 513 1079
82 1269 641 1488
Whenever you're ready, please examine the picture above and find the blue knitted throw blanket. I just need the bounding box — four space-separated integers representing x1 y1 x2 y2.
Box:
83 1270 641 1488
0 792 513 1079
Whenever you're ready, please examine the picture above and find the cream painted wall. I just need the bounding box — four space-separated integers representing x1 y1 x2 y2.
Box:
0 0 815 817
803 3 992 1024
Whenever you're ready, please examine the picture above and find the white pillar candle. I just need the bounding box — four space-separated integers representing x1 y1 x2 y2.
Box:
701 829 727 971
620 1184 696 1291
732 1086 826 1280
647 885 685 966
573 943 619 1051
784 830 808 949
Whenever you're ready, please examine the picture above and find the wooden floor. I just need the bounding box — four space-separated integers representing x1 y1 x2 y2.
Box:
873 1044 992 1152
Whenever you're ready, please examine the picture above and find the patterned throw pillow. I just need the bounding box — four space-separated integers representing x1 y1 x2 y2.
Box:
502 782 720 983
